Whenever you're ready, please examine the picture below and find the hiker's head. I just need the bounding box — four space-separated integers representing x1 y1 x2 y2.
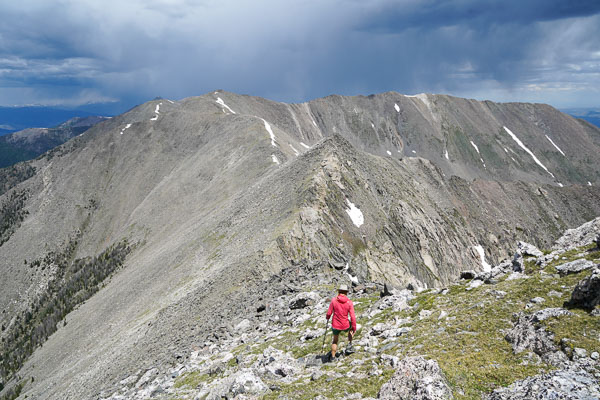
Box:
338 284 349 295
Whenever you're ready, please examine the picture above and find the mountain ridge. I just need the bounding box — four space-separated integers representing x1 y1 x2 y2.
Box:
0 90 599 399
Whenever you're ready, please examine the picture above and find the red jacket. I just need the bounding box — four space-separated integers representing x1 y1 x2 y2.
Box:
326 294 357 332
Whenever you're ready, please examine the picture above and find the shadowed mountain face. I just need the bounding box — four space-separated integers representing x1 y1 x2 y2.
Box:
0 91 599 398
0 116 109 168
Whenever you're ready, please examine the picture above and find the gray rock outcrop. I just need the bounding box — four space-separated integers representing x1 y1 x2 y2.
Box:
556 259 597 276
553 217 600 252
505 308 572 365
201 368 268 399
566 267 600 310
486 364 600 400
378 356 453 400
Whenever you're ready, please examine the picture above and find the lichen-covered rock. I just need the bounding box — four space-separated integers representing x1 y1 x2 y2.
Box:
555 259 596 276
566 268 600 310
505 309 571 365
377 356 453 400
531 307 573 322
486 364 600 400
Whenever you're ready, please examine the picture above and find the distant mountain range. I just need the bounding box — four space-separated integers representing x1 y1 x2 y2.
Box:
562 108 600 128
0 116 109 168
0 106 104 135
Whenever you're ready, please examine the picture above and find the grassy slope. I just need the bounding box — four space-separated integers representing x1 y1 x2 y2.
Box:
169 244 600 400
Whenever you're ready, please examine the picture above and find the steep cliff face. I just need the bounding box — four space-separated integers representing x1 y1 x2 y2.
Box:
0 91 599 398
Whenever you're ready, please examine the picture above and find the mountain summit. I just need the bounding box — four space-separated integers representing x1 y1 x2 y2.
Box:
0 91 599 399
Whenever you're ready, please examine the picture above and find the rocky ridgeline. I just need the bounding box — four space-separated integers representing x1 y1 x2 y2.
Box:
98 219 600 400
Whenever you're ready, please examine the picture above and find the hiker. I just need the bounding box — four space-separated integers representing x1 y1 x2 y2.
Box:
326 284 357 361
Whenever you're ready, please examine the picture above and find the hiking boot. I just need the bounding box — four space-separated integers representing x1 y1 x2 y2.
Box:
345 344 355 355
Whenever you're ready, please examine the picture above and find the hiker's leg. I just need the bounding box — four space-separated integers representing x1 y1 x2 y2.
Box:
347 330 353 343
331 334 339 357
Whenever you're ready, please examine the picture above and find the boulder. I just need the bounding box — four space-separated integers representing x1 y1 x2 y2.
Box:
381 282 398 297
229 369 268 396
289 291 320 309
380 327 411 339
555 259 596 276
371 290 415 315
565 268 600 310
531 308 572 322
516 241 543 258
486 364 600 399
235 319 251 331
205 369 268 399
467 279 484 290
257 347 300 379
370 322 392 336
378 356 453 400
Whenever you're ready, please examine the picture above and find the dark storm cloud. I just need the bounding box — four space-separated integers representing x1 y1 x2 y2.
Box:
0 0 599 110
359 0 600 31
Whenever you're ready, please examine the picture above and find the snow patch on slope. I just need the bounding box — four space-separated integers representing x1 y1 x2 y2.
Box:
470 141 487 168
545 135 566 156
343 263 359 285
386 150 392 156
300 142 310 149
444 149 449 160
345 199 364 227
406 93 433 112
120 123 132 135
474 245 491 272
289 144 299 156
271 155 280 165
216 97 236 114
150 102 162 121
503 126 555 179
394 103 400 112
260 118 277 147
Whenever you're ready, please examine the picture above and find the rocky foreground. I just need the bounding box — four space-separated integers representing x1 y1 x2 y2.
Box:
94 218 600 400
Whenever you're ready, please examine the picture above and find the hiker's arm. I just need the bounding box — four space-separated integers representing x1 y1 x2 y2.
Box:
326 300 333 320
349 302 357 332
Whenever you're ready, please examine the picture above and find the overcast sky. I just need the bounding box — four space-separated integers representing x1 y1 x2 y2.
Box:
1 0 599 112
